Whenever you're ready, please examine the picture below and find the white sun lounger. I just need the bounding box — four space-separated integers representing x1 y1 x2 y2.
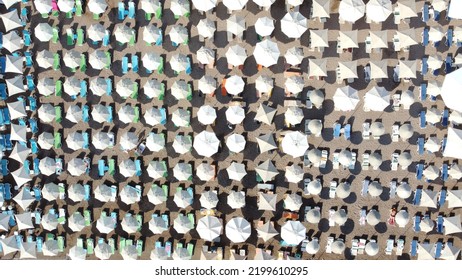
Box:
385 239 394 255
349 152 356 170
389 180 397 199
320 150 328 169
362 153 370 170
361 179 370 197
392 125 400 142
304 119 311 135
359 209 366 225
332 152 340 170
326 236 334 253
328 209 335 227
396 239 404 256
351 239 359 256
391 153 399 171
362 122 370 140
358 239 366 255
329 181 337 198
393 94 401 111
303 178 311 196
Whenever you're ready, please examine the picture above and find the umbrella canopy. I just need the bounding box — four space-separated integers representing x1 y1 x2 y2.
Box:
281 221 305 245
333 86 359 111
338 61 358 80
116 78 136 99
11 124 27 142
143 25 162 44
118 105 136 124
11 168 31 189
226 105 245 124
227 162 247 181
368 182 383 197
41 212 58 231
369 60 388 79
254 39 280 67
120 132 138 151
89 77 107 97
146 133 165 152
172 108 190 127
306 239 320 254
281 131 308 158
68 212 85 232
447 190 462 208
256 133 277 153
173 188 192 208
68 157 87 176
369 152 382 169
199 74 217 94
89 50 108 70
427 55 442 70
140 0 161 13
171 79 190 99
255 16 274 37
149 216 168 234
121 245 138 260
170 0 189 17
168 25 188 45
364 86 390 111
94 184 113 203
13 188 34 210
120 159 137 178
197 18 216 38
63 50 81 69
285 76 304 94
307 90 323 107
336 182 351 199
34 0 52 13
255 160 278 182
443 215 462 235
425 137 440 153
196 163 215 181
196 216 222 241
173 163 192 181
255 75 274 93
173 135 192 154
5 76 24 97
193 131 220 157
92 131 112 150
223 0 247 11
66 105 82 123
256 220 278 241
285 165 303 183
2 31 22 53
226 217 251 243
197 47 215 66
258 192 277 211
398 60 417 79
39 157 57 176
399 123 414 140
310 29 329 49
420 217 435 233
197 105 217 125
58 0 74 12
427 108 442 124
172 248 191 260
285 106 304 125
306 180 322 196
38 103 56 123
333 209 348 226
121 215 138 234
144 107 166 126
200 190 219 209
42 240 59 256
120 185 140 205
448 164 462 180
280 11 307 39
10 143 30 163
95 243 112 260
66 131 84 151
370 122 385 136
440 244 461 260
0 236 18 255
68 184 85 202
308 120 323 136
253 0 275 8
366 209 381 226
397 0 417 19
147 184 167 205
306 208 321 224
401 90 415 107
284 47 304 67
397 182 412 199
88 0 107 14
4 56 22 75
396 29 418 48
174 215 193 234
396 210 409 227
34 23 54 42
366 0 392 22
332 240 346 255
114 24 134 44
144 79 164 99
64 77 82 96
228 191 246 209
339 0 365 22
225 75 245 95
226 133 246 153
96 216 115 234
309 59 327 77
365 241 379 256
226 44 247 66
339 150 353 166
88 23 106 41
192 0 217 12
20 242 37 259
284 193 303 211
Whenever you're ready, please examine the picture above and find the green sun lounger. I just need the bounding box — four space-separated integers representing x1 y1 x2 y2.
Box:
187 213 195 226
80 54 87 72
54 106 62 123
108 158 115 175
41 13 49 18
84 209 91 226
76 0 82 16
77 28 84 46
126 239 133 247
145 12 152 20
119 237 126 254
55 80 62 96
187 84 192 101
136 214 142 231
136 239 143 256
108 238 115 254
158 56 164 74
134 106 139 123
52 27 59 43
46 233 55 241
155 7 162 19
53 54 60 70
57 236 65 252
54 132 62 148
187 243 194 257
162 184 168 197
86 238 94 255
131 82 138 99
66 29 74 46
105 52 111 69
93 13 100 19
129 31 136 46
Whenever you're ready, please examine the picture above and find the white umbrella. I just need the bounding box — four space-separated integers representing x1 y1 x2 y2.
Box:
255 17 274 37
368 182 383 197
174 215 193 234
68 212 85 232
144 107 165 126
144 79 164 99
140 0 161 13
4 55 22 74
120 132 138 151
309 59 327 77
172 108 190 127
196 163 215 181
365 241 379 256
285 47 304 66
66 131 84 151
118 105 136 124
226 105 245 124
11 124 27 142
395 210 409 227
200 190 219 209
366 0 392 22
20 242 37 259
333 209 348 226
121 215 138 234
255 160 278 182
192 0 216 12
142 53 162 72
63 50 81 69
226 45 247 66
398 60 417 79
114 24 134 44
255 104 276 125
226 134 246 153
306 208 321 224
39 157 56 176
173 163 192 181
58 0 74 12
366 209 381 226
34 0 52 14
66 105 82 123
5 76 24 97
92 131 111 150
364 86 390 111
285 106 304 125
255 75 273 93
281 131 308 157
87 0 107 14
41 212 58 231
89 50 108 70
116 78 136 99
226 217 251 243
168 25 188 45
68 184 85 202
228 191 246 209
42 240 59 256
88 23 106 41
256 133 277 153
223 0 247 11
332 240 346 254
120 185 140 205
95 243 112 260
172 135 192 154
253 0 275 9
38 103 56 123
193 131 220 157
143 25 162 44
13 188 34 210
34 23 53 42
149 216 168 234
197 105 217 125
94 184 112 203
173 188 193 208
227 15 246 36
170 0 189 17
254 39 280 67
197 18 216 38
197 216 222 241
172 248 191 260
284 193 303 211
120 159 136 178
121 245 138 260
147 161 167 180
440 244 461 260
197 47 215 66
2 31 22 53
256 221 278 241
227 162 247 181
9 143 30 163
64 77 82 97
0 236 19 255
280 12 307 39
146 133 165 152
399 123 414 140
333 86 359 111
424 137 440 153
150 248 168 260
89 78 106 97
281 221 306 245
443 215 462 234
285 76 304 94
336 182 351 199
11 167 31 188
285 165 303 183
306 180 322 196
310 29 329 49
96 216 115 234
339 0 365 23
171 80 190 99
258 193 277 211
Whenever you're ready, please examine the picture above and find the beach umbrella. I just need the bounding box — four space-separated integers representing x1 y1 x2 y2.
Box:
420 217 435 233
68 184 85 202
196 163 215 181
365 242 379 256
332 240 346 254
35 23 54 42
284 193 303 211
65 105 82 123
140 0 161 13
35 50 54 69
169 25 188 45
285 106 304 125
1 10 22 32
306 208 321 224
226 217 251 243
442 69 462 111
172 247 191 260
255 75 273 93
338 30 359 49
120 185 140 205
440 244 461 260
305 239 320 254
443 215 462 234
339 150 353 167
228 191 245 209
170 53 191 72
144 107 166 126
370 60 388 79
306 180 322 196
193 131 220 157
281 131 308 158
143 25 162 44
369 31 388 49
147 185 168 205
120 132 138 151
5 76 24 96
147 161 167 180
7 100 26 120
89 50 108 70
417 243 436 260
258 193 277 211
336 182 351 199
395 210 409 227
172 108 190 127
144 79 164 99
39 157 56 176
197 105 217 125
255 17 274 37
227 14 246 36
255 160 278 182
427 55 443 70
114 24 133 44
284 47 304 67
150 247 168 260
88 0 107 14
399 123 414 140
88 23 106 41
64 77 81 97
68 212 85 232
121 215 138 234
333 86 359 111
11 167 31 189
255 104 276 125
192 0 216 12
448 165 462 180
197 216 222 241
20 242 37 259
312 0 330 17
121 245 138 260
96 216 115 234
424 137 440 153
429 26 444 42
396 182 411 199
37 132 54 150
120 159 136 178
10 124 27 142
396 29 418 48
34 0 52 13
401 90 414 107
197 47 215 66
227 162 247 181
285 165 303 183
338 61 358 80
366 209 381 226
369 153 382 169
170 0 189 17
173 163 192 181
308 91 325 109
58 0 74 12
254 39 280 67
146 133 165 152
149 215 168 234
95 243 112 260
280 12 307 39
0 236 19 255
371 122 385 137
397 0 417 19
42 240 59 256
42 183 61 202
256 133 277 153
89 77 107 97
42 212 59 231
174 215 193 234
366 0 392 22
118 105 136 124
10 143 30 164
2 31 22 53
285 76 304 94
199 191 218 209
427 108 442 124
309 29 329 49
13 188 34 210
369 182 383 197
226 105 245 124
256 221 278 242
398 152 412 168
253 0 275 8
226 134 246 153
308 120 323 136
116 78 136 99
4 54 22 74
197 18 216 38
92 131 111 150
281 221 305 245
223 0 247 11
428 81 442 98
63 50 81 69
173 135 192 154
333 209 348 226
399 60 417 79
66 131 84 151
171 79 190 99
364 86 390 111
339 0 365 22
94 184 113 203
226 45 247 67
173 188 193 208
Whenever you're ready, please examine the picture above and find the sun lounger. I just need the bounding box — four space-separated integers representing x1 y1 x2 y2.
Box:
349 152 356 170
395 239 404 256
325 237 334 253
98 159 106 177
55 79 62 96
410 240 417 257
80 80 87 97
54 131 62 149
86 238 94 255
422 4 429 22
358 209 366 226
391 153 399 171
332 152 339 170
421 57 428 75
128 1 136 18
135 159 142 176
416 164 424 180
417 137 424 155
118 2 125 20
414 215 421 232
344 124 351 141
84 184 90 201
55 158 63 175
441 164 448 182
165 241 172 257
122 56 128 74
361 179 369 197
392 125 399 142
102 30 110 46
419 111 426 129
329 181 337 199
434 242 442 258
83 209 91 226
362 122 370 140
107 105 113 122
110 185 117 201
422 28 429 46
413 188 422 205
132 54 139 73
23 30 31 46
441 109 448 127
436 215 444 233
333 123 341 139
439 188 447 207
385 239 394 255
420 83 427 101
33 158 40 174
361 153 369 171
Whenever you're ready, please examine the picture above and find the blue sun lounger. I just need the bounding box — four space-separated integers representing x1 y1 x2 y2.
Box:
84 184 91 201
26 75 35 91
80 80 87 97
135 159 142 176
118 2 125 20
333 123 341 139
0 83 6 100
107 105 113 122
441 137 447 152
128 1 135 18
441 164 448 182
422 4 429 22
436 215 443 233
414 216 421 232
422 28 429 46
421 57 428 75
162 214 169 226
122 56 128 74
419 111 426 129
33 186 41 201
132 54 139 73
0 159 8 176
3 183 11 200
434 242 442 258
25 51 33 67
105 78 112 95
30 139 38 154
23 30 31 46
5 134 11 150
0 57 5 74
160 108 167 125
434 10 440 20
82 105 89 122
36 237 43 253
33 158 40 174
98 159 106 177
420 83 427 101
439 188 447 206
83 132 89 149
445 55 453 73
343 124 351 140
410 240 418 257
447 28 453 47
416 164 424 180
417 137 424 155
28 96 37 111
165 241 172 257
441 109 448 127
103 31 110 46
29 118 38 134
